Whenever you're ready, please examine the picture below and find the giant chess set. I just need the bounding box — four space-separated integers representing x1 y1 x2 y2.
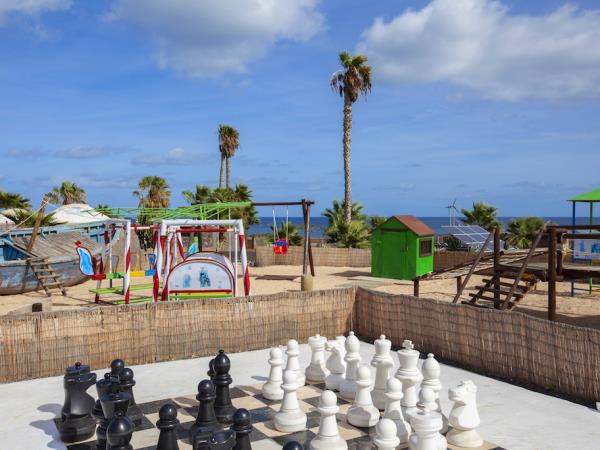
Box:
53 332 503 449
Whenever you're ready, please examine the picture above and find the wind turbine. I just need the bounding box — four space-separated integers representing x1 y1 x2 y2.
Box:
446 199 459 226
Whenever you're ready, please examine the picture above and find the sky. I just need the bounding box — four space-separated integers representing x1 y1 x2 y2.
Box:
0 0 599 217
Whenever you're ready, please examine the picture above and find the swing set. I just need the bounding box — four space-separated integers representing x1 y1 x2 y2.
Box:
272 206 290 255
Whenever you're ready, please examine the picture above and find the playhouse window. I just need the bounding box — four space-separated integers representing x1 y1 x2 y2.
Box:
419 239 433 257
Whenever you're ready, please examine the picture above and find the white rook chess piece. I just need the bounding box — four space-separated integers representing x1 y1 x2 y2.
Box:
447 380 483 448
325 340 346 391
383 377 410 443
262 347 284 400
371 335 394 411
309 390 347 450
421 353 447 433
274 370 307 432
395 340 423 418
285 339 306 387
339 331 361 401
306 334 330 382
347 366 380 428
373 418 400 450
408 407 447 450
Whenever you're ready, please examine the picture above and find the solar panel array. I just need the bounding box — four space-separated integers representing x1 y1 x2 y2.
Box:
441 224 499 251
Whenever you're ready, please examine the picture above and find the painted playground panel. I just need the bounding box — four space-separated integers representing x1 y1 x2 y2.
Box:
166 257 235 298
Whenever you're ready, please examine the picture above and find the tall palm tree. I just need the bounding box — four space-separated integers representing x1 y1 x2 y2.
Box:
506 217 544 249
48 181 86 205
330 51 372 225
133 176 170 208
461 201 501 231
0 191 31 209
218 124 240 189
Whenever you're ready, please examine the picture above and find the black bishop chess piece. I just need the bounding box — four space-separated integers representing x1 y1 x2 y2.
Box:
156 403 180 450
213 350 235 424
97 380 131 450
282 442 304 450
190 380 221 444
194 429 236 450
59 361 98 443
109 359 125 382
231 409 252 450
118 367 143 427
106 410 134 450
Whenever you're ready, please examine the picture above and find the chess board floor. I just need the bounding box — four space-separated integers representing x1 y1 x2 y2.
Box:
54 381 504 450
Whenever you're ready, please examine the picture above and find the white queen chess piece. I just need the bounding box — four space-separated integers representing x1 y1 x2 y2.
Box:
262 347 284 400
373 418 400 450
371 335 394 411
306 334 330 382
309 390 347 450
274 369 307 432
347 365 380 428
383 377 410 443
395 340 423 417
339 331 361 401
285 339 306 387
325 340 346 391
447 380 483 448
408 407 447 450
421 353 447 433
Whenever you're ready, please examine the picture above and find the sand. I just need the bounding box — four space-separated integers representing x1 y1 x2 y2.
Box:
1 265 600 329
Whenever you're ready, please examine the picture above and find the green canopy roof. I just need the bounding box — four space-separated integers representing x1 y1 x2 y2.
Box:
568 188 600 202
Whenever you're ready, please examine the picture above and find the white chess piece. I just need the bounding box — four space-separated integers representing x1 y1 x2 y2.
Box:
395 340 423 417
274 370 307 432
447 380 483 448
335 336 346 360
309 390 347 450
339 331 361 401
325 340 346 391
408 407 447 450
383 377 410 443
262 347 284 400
373 418 400 450
421 353 447 433
347 365 380 428
306 334 330 381
285 339 306 387
371 335 394 411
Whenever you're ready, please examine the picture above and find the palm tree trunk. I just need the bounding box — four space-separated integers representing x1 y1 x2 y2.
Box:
219 154 225 189
342 97 353 225
226 156 231 189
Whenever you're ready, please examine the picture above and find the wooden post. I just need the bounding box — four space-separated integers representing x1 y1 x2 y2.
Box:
26 195 48 253
556 232 563 275
413 278 420 297
548 227 557 321
306 202 315 276
302 199 309 276
493 227 500 303
457 276 462 295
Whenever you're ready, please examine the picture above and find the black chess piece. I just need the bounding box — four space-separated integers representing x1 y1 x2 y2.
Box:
59 361 98 442
109 359 125 382
231 409 252 450
189 380 221 441
97 381 130 450
93 374 113 426
118 367 143 427
194 429 236 450
213 350 235 424
282 442 304 450
156 403 180 450
207 358 216 380
106 410 134 450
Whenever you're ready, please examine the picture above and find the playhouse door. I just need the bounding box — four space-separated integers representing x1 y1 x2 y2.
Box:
381 231 407 279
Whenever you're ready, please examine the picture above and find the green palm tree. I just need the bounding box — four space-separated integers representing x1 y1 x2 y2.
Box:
331 51 372 225
461 202 501 231
133 176 171 208
2 209 62 227
369 215 387 231
323 200 367 226
48 181 86 205
506 217 544 249
0 191 31 209
218 124 240 189
326 220 371 249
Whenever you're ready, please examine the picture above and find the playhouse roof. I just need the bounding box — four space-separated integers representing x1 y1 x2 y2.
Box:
568 188 600 203
391 215 435 236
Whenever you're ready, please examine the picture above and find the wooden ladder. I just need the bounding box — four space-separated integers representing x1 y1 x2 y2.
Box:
26 256 67 297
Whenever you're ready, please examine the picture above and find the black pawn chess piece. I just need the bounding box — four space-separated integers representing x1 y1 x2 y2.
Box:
231 409 252 450
97 381 131 450
109 359 125 382
106 410 134 450
207 358 216 380
190 380 221 442
282 442 304 450
213 350 235 424
59 361 98 442
195 429 236 450
118 367 143 427
156 403 180 450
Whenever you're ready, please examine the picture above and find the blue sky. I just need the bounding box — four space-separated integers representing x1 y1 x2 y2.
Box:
1 0 599 217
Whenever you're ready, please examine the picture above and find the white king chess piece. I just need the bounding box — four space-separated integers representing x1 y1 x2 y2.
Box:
309 390 347 450
339 331 361 401
274 369 307 432
383 377 410 443
325 340 346 391
306 334 330 382
373 418 400 450
371 334 394 411
347 365 380 428
421 353 447 433
395 339 423 417
285 339 306 387
262 347 284 400
408 406 447 450
447 380 483 448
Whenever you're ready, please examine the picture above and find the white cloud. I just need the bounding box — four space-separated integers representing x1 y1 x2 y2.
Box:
0 0 71 24
108 0 324 77
358 0 600 100
132 148 211 166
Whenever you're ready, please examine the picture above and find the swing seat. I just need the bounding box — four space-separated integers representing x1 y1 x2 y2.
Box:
273 240 289 254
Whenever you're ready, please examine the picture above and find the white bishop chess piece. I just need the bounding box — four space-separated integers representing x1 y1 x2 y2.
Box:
371 335 394 411
373 418 400 450
395 340 423 418
421 353 447 433
306 334 330 382
285 339 306 387
325 340 346 391
309 390 347 450
383 377 410 443
347 365 380 428
447 380 483 448
339 331 361 401
274 369 307 432
262 347 284 400
408 406 447 450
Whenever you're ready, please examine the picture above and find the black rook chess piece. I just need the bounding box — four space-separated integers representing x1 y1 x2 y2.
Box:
231 409 252 450
59 362 98 442
213 350 235 424
97 381 131 450
195 429 236 450
118 367 143 427
106 410 134 450
156 403 180 450
282 442 304 450
109 359 125 382
190 380 221 442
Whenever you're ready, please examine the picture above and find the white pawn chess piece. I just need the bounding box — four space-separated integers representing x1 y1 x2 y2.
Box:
306 334 330 382
325 340 346 391
408 407 447 450
285 339 306 387
395 340 423 417
383 377 410 443
274 370 307 432
262 347 284 400
339 331 361 401
371 335 394 411
421 353 447 433
373 418 400 450
447 380 483 448
309 390 347 450
347 366 380 428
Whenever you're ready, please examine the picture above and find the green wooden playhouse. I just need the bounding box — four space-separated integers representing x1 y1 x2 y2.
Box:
371 215 435 280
